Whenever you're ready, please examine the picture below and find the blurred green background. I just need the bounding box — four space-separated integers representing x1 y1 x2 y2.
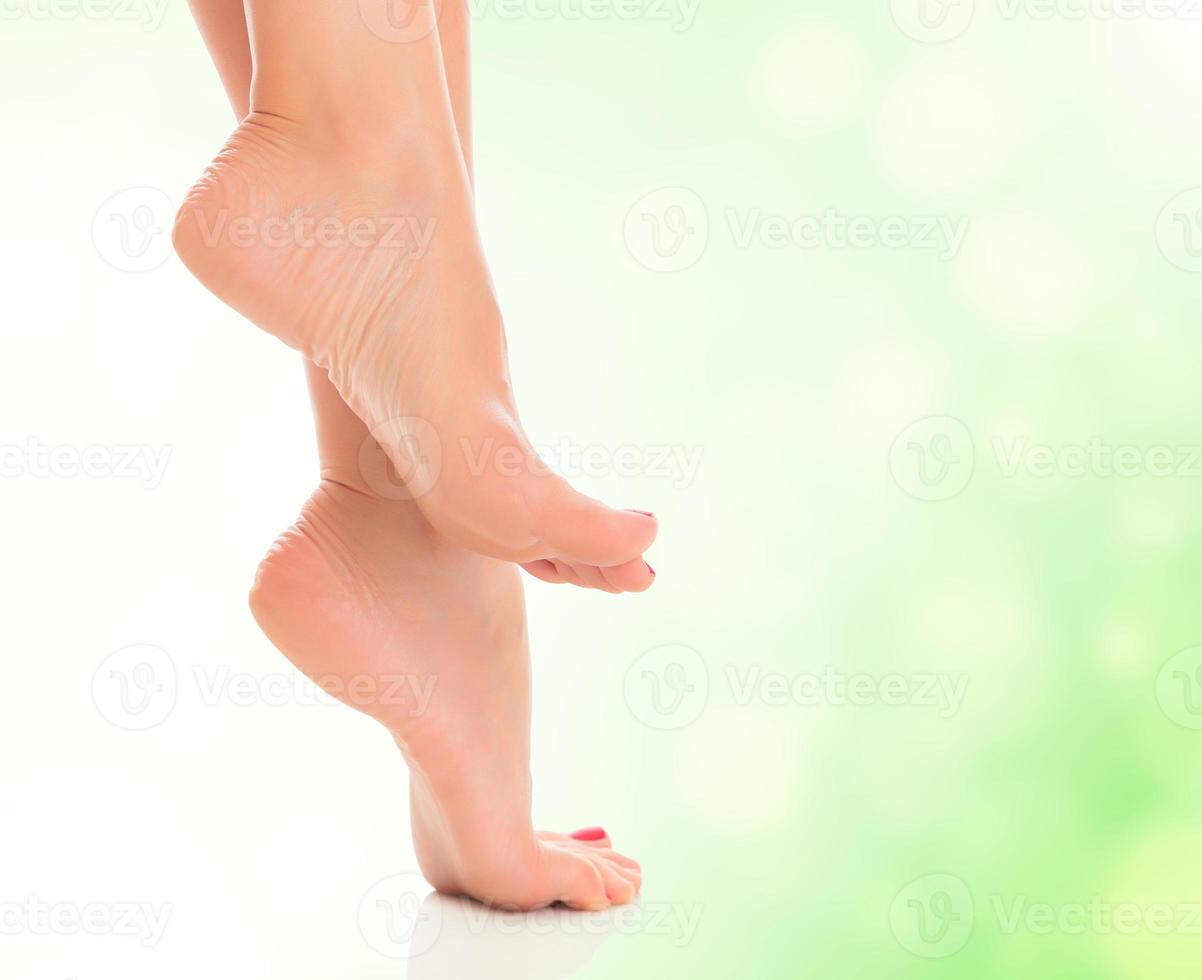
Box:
3 0 1202 977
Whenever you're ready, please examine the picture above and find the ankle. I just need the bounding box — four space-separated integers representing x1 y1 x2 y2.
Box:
245 75 461 173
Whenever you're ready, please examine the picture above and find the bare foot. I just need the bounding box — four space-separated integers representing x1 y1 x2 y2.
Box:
177 0 653 594
247 479 642 910
173 107 658 575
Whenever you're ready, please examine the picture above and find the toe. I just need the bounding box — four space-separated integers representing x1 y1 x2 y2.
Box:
536 484 659 568
566 562 622 594
536 832 641 901
599 557 656 593
521 559 567 585
525 560 645 595
586 853 640 905
568 826 612 845
418 414 656 570
539 828 613 848
591 847 641 877
545 847 609 912
550 559 585 588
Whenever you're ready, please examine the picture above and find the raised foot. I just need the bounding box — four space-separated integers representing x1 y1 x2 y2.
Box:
174 113 658 583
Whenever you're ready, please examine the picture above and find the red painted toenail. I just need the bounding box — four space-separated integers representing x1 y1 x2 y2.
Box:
628 510 655 519
646 563 656 577
570 827 608 842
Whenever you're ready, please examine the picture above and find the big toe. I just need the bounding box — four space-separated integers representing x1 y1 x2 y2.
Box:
536 485 658 569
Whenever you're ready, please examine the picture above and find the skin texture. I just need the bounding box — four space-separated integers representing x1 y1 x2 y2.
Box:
174 0 658 585
182 0 643 910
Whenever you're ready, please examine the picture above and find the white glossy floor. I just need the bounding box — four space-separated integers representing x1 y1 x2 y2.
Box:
357 892 658 979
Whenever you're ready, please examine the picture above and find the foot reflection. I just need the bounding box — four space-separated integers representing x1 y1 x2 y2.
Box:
404 891 616 980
